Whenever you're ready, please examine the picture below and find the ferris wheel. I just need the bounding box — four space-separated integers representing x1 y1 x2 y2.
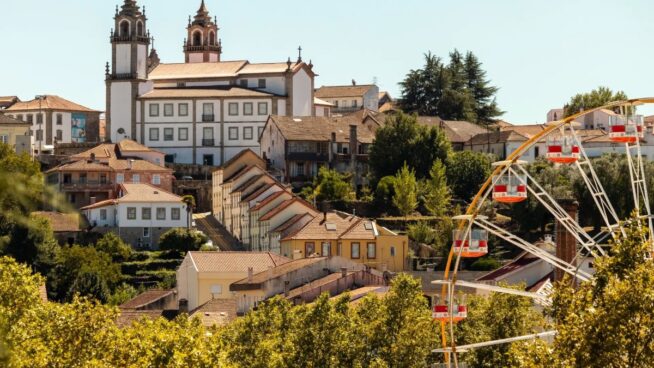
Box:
432 98 654 367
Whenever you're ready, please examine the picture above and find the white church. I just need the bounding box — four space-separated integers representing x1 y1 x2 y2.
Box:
106 0 325 166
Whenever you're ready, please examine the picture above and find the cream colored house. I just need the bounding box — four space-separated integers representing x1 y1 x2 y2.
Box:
249 190 294 251
0 114 31 154
257 198 318 253
240 183 286 247
176 251 290 312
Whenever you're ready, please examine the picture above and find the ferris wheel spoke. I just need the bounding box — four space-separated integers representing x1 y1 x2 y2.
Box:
474 218 592 281
511 165 605 257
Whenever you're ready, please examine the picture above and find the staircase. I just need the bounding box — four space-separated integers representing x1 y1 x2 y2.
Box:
194 213 244 251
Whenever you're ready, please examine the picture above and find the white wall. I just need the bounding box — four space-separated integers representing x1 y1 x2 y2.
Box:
277 99 286 116
116 44 132 75
85 206 116 228
137 44 147 79
292 69 312 116
144 123 194 148
111 82 133 142
144 100 194 124
222 99 271 122
259 119 286 170
116 202 187 228
158 147 194 164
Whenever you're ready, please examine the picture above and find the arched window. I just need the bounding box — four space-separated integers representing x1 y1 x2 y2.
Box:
120 20 130 37
136 21 144 36
209 31 215 46
193 31 202 46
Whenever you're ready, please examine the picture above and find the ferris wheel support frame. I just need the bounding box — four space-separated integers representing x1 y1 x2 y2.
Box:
625 139 654 246
439 97 654 366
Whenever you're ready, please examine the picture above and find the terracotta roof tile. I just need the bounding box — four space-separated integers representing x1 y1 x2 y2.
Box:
190 299 237 327
149 61 248 80
139 87 275 99
271 213 315 233
116 310 166 328
0 114 30 125
5 95 98 112
117 183 182 203
315 85 376 98
187 251 291 273
231 257 326 287
231 174 264 195
241 183 277 203
259 198 314 221
283 211 362 241
250 190 291 211
268 115 375 143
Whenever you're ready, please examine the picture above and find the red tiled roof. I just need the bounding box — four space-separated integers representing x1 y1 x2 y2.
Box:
5 95 98 112
250 190 290 211
259 198 312 221
187 251 291 273
315 85 375 98
241 182 277 203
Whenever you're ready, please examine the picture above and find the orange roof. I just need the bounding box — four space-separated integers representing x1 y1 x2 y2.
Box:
119 289 174 310
117 183 181 203
139 87 275 99
241 182 277 203
283 211 364 241
187 251 290 273
259 198 314 221
117 139 161 153
149 61 248 80
71 143 116 160
267 115 376 144
5 95 98 112
251 190 291 211
315 85 376 98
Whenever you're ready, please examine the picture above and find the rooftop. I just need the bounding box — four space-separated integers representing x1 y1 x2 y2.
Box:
315 85 376 99
189 299 237 327
119 289 175 310
139 86 276 99
283 211 374 241
231 257 326 289
0 114 30 126
148 60 306 81
187 251 291 273
267 115 375 143
81 184 181 209
5 95 98 113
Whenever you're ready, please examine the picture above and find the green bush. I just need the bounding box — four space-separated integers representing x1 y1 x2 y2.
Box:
407 221 437 245
468 257 501 271
158 228 208 254
120 259 182 274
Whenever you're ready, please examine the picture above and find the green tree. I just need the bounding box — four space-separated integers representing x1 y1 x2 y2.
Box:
159 228 209 254
509 219 654 367
422 159 451 216
446 151 492 201
464 51 503 123
407 221 437 245
93 232 132 261
313 167 355 202
369 112 450 181
456 284 547 368
563 86 628 117
393 163 418 217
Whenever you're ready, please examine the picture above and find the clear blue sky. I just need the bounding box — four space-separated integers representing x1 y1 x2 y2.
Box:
2 0 654 122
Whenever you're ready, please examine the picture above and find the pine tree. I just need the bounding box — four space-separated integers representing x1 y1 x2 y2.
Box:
423 159 451 217
464 51 502 123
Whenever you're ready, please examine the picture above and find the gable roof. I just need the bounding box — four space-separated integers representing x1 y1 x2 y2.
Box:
315 85 376 98
283 211 364 241
189 299 237 327
250 190 291 211
267 115 376 144
5 95 98 112
259 197 315 222
271 213 315 234
231 174 265 194
139 87 276 99
230 257 326 288
0 114 30 126
118 183 182 203
466 130 527 145
241 182 278 203
186 251 291 273
219 148 265 171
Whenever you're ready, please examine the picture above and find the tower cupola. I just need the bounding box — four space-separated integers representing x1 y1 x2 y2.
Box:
184 0 222 63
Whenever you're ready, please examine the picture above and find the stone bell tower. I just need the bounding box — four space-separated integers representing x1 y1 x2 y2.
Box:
184 0 222 63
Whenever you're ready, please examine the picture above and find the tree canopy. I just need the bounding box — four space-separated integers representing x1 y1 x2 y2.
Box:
369 111 450 181
446 151 492 201
393 163 419 217
399 50 503 124
563 86 628 117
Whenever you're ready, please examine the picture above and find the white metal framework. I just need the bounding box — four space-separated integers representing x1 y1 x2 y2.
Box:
436 98 654 367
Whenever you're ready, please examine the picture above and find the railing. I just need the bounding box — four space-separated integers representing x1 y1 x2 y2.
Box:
333 106 362 113
202 139 215 147
110 73 137 80
287 152 329 161
202 114 215 122
62 180 114 189
111 35 150 43
184 45 221 52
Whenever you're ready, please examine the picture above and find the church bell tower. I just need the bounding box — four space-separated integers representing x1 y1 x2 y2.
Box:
184 0 222 63
106 0 151 143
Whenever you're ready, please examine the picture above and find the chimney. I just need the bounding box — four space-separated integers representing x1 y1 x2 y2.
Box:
341 267 347 278
349 125 357 158
247 267 254 282
555 199 579 283
178 299 188 314
128 159 134 170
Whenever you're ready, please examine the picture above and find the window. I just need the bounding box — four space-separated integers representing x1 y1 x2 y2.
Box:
352 100 358 108
164 128 174 141
179 103 189 116
127 207 137 220
26 115 33 124
149 128 159 141
56 130 63 141
367 243 376 259
228 103 238 116
243 102 253 116
321 242 331 256
258 79 266 88
149 104 159 117
202 103 214 122
143 227 150 237
351 242 360 259
0 135 8 144
142 207 151 220
258 102 268 115
100 174 107 184
165 154 175 163
305 242 315 256
36 114 43 125
152 175 161 185
243 127 253 140
16 114 23 121
341 100 347 108
132 174 140 183
390 246 396 256
178 128 188 141
334 101 339 108
116 173 124 183
56 114 63 125
534 146 540 158
156 207 166 220
228 127 239 140
164 103 174 117
203 154 214 166
172 208 181 220
100 209 107 220
79 173 87 184
240 79 248 87
203 127 214 146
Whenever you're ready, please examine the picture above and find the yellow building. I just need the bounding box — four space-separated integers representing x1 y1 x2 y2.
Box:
280 211 409 272
176 251 290 312
0 114 31 154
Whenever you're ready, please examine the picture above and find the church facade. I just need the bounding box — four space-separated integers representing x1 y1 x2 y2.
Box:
106 0 319 166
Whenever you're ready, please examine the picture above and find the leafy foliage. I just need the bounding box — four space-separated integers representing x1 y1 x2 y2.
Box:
369 112 450 181
93 232 133 261
393 163 419 217
305 167 356 203
421 159 451 216
158 228 209 254
564 86 628 117
446 151 492 201
399 50 502 123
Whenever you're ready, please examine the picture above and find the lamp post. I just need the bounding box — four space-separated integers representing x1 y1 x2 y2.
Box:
35 95 45 155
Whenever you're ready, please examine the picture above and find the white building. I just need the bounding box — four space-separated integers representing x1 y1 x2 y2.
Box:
106 0 319 166
82 183 188 249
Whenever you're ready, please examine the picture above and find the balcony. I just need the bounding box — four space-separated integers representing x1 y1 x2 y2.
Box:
202 139 215 147
184 45 222 52
62 180 114 191
110 73 137 80
287 152 329 161
334 153 369 162
111 35 150 43
202 114 215 122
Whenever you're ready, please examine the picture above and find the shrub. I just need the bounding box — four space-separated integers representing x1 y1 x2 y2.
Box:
158 228 208 254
